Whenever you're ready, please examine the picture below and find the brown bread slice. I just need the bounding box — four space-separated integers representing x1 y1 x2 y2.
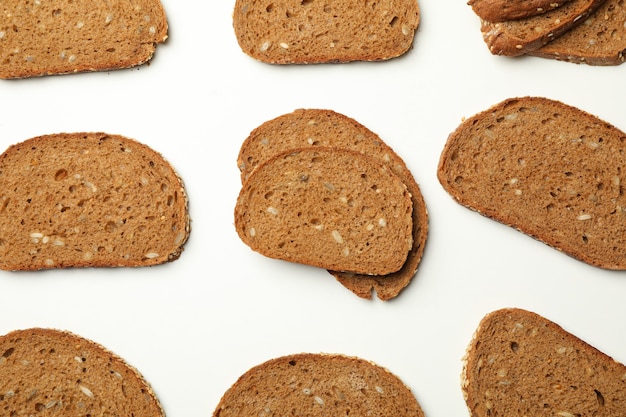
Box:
468 0 574 22
237 109 428 300
0 132 190 271
0 0 168 79
528 0 626 65
234 147 413 276
462 308 626 417
480 0 605 56
437 96 626 270
213 353 425 417
0 328 165 417
232 0 420 64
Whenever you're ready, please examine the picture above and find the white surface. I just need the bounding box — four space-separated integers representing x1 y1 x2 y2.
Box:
1 1 626 416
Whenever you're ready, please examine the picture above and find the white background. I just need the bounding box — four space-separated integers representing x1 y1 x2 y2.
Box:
1 1 626 416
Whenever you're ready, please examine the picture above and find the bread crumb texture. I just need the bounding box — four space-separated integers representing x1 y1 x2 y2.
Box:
0 133 190 271
0 328 165 417
462 308 626 417
237 109 428 300
0 0 168 78
530 0 626 65
438 96 626 270
232 0 420 63
235 147 413 275
213 353 425 417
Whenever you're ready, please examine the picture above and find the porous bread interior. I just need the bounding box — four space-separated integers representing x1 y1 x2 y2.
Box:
238 108 428 300
213 353 424 417
232 0 420 63
0 133 190 271
0 328 165 417
462 308 626 416
0 0 168 78
437 96 626 270
235 147 413 276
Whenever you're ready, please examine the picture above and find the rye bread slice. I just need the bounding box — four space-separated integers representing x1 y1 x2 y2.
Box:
237 109 428 300
0 328 165 417
234 147 413 276
462 308 626 416
213 353 425 417
0 0 168 79
528 0 626 65
232 0 420 64
437 96 626 270
480 0 606 56
0 132 190 271
469 0 574 22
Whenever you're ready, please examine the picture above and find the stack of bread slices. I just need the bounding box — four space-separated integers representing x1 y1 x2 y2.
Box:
469 0 626 65
234 109 428 301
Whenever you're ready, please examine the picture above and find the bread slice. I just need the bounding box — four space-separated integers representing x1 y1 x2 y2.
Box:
0 327 165 417
528 0 626 65
0 0 168 79
232 0 420 64
480 0 605 56
468 0 574 22
237 109 428 300
0 132 190 271
234 147 413 276
462 308 626 416
437 96 626 270
213 353 425 417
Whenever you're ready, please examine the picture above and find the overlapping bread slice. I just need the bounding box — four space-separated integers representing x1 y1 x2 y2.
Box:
235 147 413 276
528 0 626 65
0 0 168 78
438 96 626 269
232 0 420 64
213 353 425 417
237 109 428 300
479 0 606 56
0 132 190 270
468 0 574 22
462 308 626 416
0 328 165 417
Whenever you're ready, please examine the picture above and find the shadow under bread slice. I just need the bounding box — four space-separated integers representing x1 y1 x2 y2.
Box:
237 109 428 300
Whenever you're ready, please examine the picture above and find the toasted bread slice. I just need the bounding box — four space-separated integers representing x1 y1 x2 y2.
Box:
238 109 428 300
0 328 165 417
528 0 626 65
232 0 420 64
213 353 425 417
480 0 605 56
462 308 626 416
235 147 413 275
469 0 574 22
438 96 626 269
0 132 190 271
0 0 168 79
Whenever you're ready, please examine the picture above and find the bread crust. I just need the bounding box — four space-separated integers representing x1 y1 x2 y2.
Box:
0 0 168 78
232 0 420 64
0 327 165 417
213 353 425 417
469 0 574 22
438 96 626 270
462 308 626 416
480 0 606 56
0 132 190 270
237 109 428 300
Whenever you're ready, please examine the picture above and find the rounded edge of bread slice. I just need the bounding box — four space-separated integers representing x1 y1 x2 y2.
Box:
232 0 420 64
237 108 428 300
0 327 165 417
234 146 413 276
0 132 191 271
461 308 626 416
212 352 425 417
